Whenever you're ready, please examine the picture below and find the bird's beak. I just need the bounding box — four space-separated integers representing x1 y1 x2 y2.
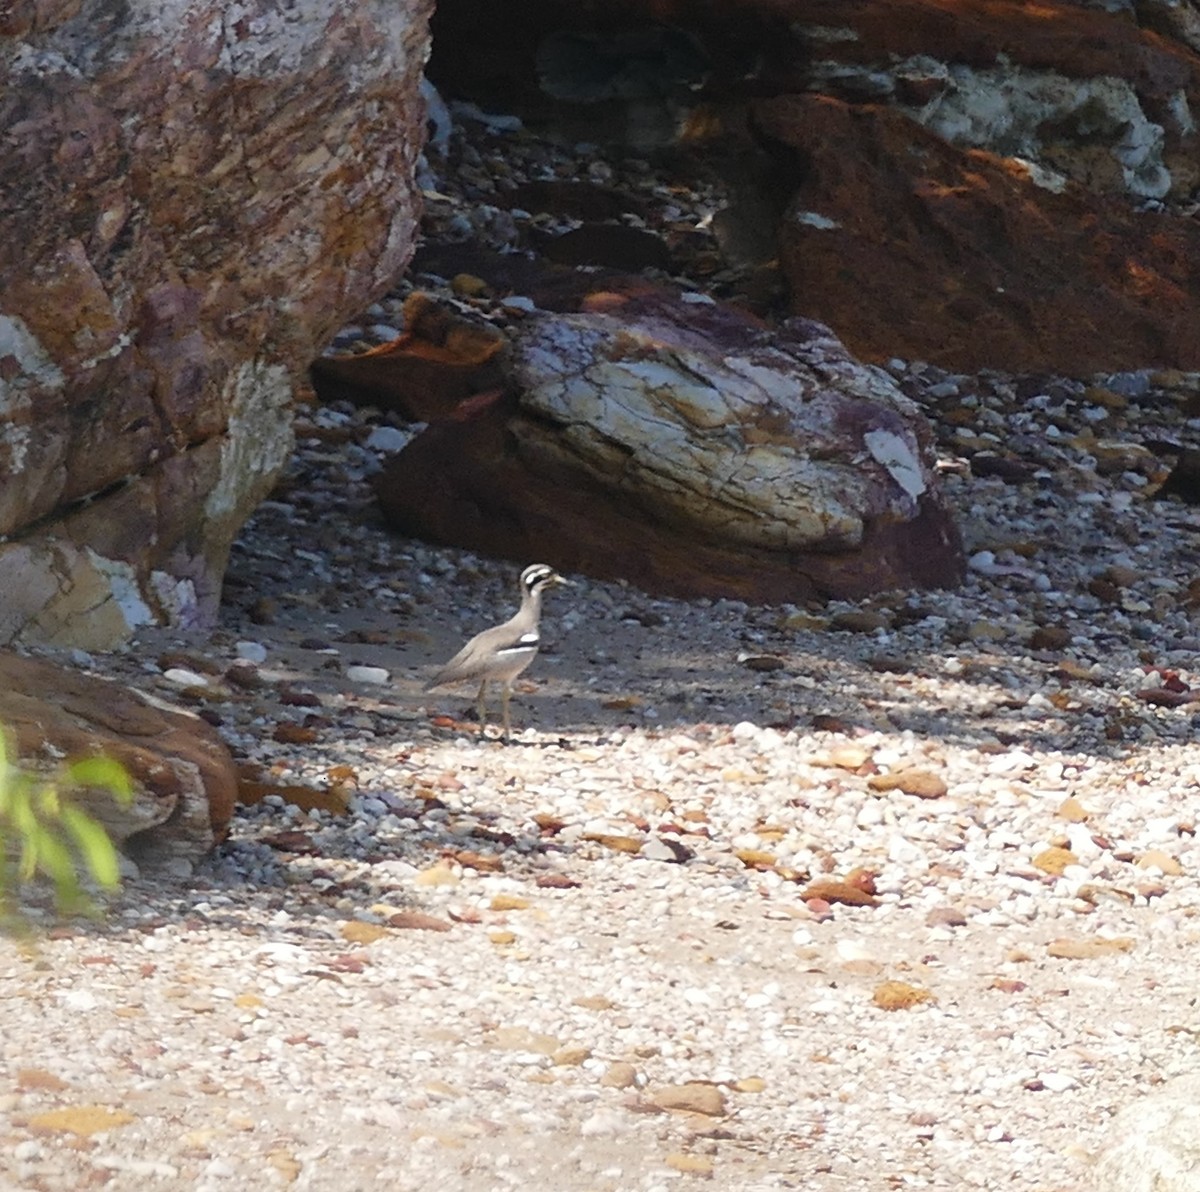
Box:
552 573 572 587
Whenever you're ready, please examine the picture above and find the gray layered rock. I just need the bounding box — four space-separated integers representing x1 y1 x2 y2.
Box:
376 292 963 602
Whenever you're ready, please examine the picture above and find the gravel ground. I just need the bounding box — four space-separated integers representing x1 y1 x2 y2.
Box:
6 110 1200 1192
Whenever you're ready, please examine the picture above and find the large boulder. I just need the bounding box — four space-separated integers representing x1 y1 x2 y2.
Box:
373 292 963 602
0 0 433 649
0 651 237 874
760 94 1200 375
1093 1073 1200 1191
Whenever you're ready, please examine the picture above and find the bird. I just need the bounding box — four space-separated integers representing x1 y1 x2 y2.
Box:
424 563 570 740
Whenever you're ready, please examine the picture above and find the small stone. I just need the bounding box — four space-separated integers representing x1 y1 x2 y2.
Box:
383 910 453 932
28 1105 136 1136
925 905 967 928
812 744 873 771
1047 936 1136 959
1033 846 1078 875
648 1083 727 1117
552 1045 591 1067
1057 797 1090 823
640 837 692 864
450 272 490 297
490 894 530 911
17 1069 70 1092
867 768 948 799
601 1062 639 1089
501 294 537 314
1040 1071 1080 1093
583 832 644 854
1030 625 1072 650
346 664 390 685
991 978 1028 994
733 1076 767 1093
414 864 460 887
231 642 267 666
535 872 581 889
340 921 388 945
735 848 777 871
799 879 878 907
1135 849 1183 876
226 662 269 690
872 981 934 1011
267 1150 303 1183
365 426 411 454
665 1153 714 1177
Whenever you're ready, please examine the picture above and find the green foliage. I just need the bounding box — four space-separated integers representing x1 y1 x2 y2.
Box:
0 733 133 919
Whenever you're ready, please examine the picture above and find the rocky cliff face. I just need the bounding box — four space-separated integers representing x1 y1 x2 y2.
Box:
428 0 1200 374
0 0 432 648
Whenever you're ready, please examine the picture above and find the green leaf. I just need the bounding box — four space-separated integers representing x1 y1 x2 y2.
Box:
11 786 39 880
17 829 39 882
59 806 122 890
0 728 132 920
36 783 61 818
67 757 134 805
35 828 83 909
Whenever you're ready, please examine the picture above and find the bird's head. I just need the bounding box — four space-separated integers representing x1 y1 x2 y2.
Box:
521 563 570 595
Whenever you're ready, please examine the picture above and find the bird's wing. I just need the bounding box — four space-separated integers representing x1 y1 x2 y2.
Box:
424 622 539 690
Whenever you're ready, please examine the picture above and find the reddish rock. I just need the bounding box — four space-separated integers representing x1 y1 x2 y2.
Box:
0 651 236 870
0 0 432 648
374 292 963 603
311 293 510 420
760 95 1200 374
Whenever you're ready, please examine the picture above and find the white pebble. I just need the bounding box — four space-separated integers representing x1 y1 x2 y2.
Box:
501 295 536 313
1040 1071 1079 1092
366 426 413 454
60 989 98 1011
